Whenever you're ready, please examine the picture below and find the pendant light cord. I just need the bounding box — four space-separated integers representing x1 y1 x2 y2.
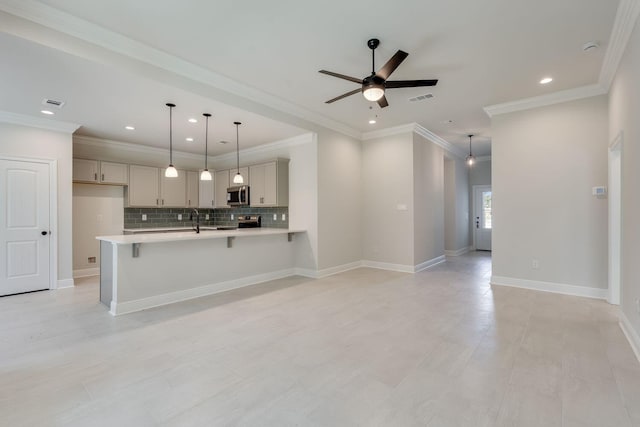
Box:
235 122 240 174
468 134 473 157
169 106 173 164
204 115 209 170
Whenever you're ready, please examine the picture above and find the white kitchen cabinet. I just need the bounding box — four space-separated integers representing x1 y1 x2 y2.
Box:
214 169 229 208
73 159 99 183
199 171 215 208
249 159 289 206
128 165 160 207
73 159 128 185
99 161 128 185
160 168 187 207
186 171 199 208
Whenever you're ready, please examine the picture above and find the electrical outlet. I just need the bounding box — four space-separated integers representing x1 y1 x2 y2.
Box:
282 213 286 221
178 214 182 221
273 214 277 221
205 214 209 220
142 214 147 221
231 214 234 220
532 259 539 269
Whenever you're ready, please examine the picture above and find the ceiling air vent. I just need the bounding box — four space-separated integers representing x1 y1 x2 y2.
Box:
408 93 434 102
42 98 66 109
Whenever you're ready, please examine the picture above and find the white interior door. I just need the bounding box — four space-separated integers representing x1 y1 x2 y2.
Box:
473 185 492 251
0 159 51 295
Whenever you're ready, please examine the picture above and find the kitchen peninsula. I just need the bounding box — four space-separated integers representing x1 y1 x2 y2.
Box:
97 227 304 315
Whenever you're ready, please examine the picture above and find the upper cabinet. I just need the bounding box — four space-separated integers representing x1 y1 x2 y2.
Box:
214 170 229 208
199 170 215 208
249 159 289 207
73 159 128 185
127 165 160 207
186 171 199 208
160 168 187 207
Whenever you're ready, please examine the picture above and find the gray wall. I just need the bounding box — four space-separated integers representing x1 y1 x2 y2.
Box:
609 17 640 343
492 95 609 289
445 155 470 252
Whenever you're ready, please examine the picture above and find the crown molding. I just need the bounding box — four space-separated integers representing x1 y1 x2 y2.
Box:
362 123 466 159
475 156 492 163
599 0 640 90
483 84 607 118
0 110 80 133
0 1 361 140
210 133 315 163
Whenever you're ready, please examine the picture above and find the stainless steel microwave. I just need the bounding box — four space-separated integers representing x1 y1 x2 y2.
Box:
227 185 250 206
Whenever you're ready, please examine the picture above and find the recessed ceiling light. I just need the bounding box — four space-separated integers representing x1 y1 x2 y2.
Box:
540 77 553 85
188 118 198 123
125 126 135 130
368 119 377 124
186 137 194 142
40 110 54 115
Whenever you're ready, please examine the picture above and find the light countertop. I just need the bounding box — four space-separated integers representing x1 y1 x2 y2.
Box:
97 228 304 245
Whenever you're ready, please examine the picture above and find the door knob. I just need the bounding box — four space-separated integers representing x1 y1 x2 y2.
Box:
41 231 48 235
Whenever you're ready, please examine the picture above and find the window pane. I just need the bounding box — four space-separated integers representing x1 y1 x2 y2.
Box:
482 191 492 229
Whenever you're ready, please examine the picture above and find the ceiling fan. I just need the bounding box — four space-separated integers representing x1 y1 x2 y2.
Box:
319 38 438 108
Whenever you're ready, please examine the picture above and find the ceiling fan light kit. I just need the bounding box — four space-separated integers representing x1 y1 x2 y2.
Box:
319 38 438 108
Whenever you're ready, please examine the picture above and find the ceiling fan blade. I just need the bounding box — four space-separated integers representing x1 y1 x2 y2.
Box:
325 88 362 104
318 70 362 84
376 50 409 80
386 79 438 88
377 95 389 108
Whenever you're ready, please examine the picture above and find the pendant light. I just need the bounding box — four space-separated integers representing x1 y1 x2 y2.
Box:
200 113 212 181
232 121 244 184
164 103 178 178
466 134 476 167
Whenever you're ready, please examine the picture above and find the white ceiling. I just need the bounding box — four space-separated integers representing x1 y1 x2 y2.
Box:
0 0 622 157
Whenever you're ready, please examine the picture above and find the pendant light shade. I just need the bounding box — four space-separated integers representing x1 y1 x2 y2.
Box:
165 103 178 178
233 121 244 184
200 113 212 181
466 134 476 167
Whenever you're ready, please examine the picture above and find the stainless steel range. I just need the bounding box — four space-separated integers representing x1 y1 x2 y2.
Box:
237 215 261 228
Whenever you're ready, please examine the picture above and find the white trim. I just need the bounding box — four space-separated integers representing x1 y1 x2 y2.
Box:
295 261 363 279
414 255 446 272
599 0 640 91
110 268 295 315
211 133 315 163
0 110 80 133
362 260 414 273
445 247 471 257
56 278 74 289
0 2 360 139
362 123 466 159
483 84 607 117
490 276 608 300
73 267 99 278
608 131 623 305
475 156 492 163
619 312 640 364
609 131 624 151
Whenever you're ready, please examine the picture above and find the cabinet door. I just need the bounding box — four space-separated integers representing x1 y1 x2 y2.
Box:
160 168 187 207
73 159 99 183
263 162 277 205
129 165 160 207
186 171 199 207
248 163 266 205
214 170 229 208
100 161 128 185
199 170 215 208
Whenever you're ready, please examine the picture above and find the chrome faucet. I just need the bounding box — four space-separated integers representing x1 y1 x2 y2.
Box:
190 208 200 233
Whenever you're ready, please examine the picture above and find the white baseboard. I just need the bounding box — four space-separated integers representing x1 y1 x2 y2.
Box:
490 275 607 300
619 312 640 364
414 255 446 272
73 267 99 278
56 278 75 289
445 247 471 257
362 260 414 273
295 261 363 279
110 268 295 316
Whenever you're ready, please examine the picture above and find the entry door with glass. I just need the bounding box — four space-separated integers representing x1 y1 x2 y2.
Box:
473 185 492 251
0 159 51 295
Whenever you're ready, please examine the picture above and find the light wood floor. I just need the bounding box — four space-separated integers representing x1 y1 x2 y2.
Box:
1 252 639 426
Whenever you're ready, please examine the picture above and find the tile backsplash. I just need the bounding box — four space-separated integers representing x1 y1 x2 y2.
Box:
124 206 289 229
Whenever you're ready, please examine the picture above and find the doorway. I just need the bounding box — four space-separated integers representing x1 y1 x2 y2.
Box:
0 158 52 295
473 185 492 251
